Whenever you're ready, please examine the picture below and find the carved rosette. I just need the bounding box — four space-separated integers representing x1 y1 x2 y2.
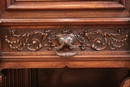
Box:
5 29 129 52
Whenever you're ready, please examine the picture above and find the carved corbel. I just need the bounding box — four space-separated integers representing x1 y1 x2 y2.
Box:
120 70 130 87
0 72 5 87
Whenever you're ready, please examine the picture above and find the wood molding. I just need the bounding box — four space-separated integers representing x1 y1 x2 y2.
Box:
1 53 130 61
6 0 125 10
0 18 130 25
0 61 130 70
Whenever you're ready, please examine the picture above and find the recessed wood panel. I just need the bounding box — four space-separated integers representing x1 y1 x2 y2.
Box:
6 0 125 10
3 69 38 87
38 68 129 87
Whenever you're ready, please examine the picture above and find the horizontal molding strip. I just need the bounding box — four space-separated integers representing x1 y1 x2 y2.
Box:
1 55 130 61
1 51 130 61
0 18 130 25
7 1 125 10
2 51 130 56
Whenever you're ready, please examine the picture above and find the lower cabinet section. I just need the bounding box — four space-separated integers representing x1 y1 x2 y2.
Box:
1 68 130 87
2 69 37 87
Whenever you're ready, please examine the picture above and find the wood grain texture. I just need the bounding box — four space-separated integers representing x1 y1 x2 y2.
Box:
1 18 130 25
0 0 5 16
1 10 129 19
125 0 130 12
3 69 36 87
50 68 129 87
0 0 130 87
0 62 66 71
2 51 130 59
0 72 3 87
7 1 124 10
0 61 130 71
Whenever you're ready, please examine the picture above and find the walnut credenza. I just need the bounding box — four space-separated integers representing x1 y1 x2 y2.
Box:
0 0 130 87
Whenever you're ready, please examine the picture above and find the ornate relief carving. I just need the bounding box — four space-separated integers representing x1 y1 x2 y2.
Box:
5 29 129 51
76 29 129 51
5 30 57 51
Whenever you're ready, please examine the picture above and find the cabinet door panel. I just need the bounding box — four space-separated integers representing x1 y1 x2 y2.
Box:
2 0 129 19
6 0 125 10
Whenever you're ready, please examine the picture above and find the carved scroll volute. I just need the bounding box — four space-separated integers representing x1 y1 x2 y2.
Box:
121 78 130 87
54 34 77 58
120 70 130 87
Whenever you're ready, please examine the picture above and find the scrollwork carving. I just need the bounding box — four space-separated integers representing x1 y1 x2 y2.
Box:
5 30 56 51
5 29 129 51
76 29 129 51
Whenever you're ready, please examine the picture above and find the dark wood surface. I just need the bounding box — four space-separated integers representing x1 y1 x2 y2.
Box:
1 68 130 87
0 0 130 87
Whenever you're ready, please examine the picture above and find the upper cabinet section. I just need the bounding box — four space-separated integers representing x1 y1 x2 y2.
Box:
6 0 126 10
0 0 129 22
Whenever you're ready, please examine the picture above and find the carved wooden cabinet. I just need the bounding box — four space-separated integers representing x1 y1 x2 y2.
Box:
0 0 130 87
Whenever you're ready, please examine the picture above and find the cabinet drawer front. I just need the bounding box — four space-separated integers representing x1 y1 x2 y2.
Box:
0 26 130 69
1 27 130 59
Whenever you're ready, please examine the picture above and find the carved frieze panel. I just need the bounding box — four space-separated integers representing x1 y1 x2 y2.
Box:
76 29 129 51
4 28 129 52
5 30 54 51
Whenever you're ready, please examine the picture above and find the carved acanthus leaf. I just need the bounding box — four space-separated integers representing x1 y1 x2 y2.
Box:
5 29 129 51
76 29 129 50
5 30 56 51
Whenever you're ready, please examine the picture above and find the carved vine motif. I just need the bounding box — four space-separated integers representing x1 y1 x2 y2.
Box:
5 30 57 51
5 29 73 51
76 29 129 51
5 29 129 51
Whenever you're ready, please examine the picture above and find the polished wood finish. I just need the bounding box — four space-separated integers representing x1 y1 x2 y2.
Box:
1 18 130 26
6 0 125 9
2 69 38 87
125 0 130 12
0 0 5 16
0 0 130 87
120 70 130 87
48 68 129 87
7 1 125 10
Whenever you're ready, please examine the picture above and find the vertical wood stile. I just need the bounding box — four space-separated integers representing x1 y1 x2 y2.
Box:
4 69 33 87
